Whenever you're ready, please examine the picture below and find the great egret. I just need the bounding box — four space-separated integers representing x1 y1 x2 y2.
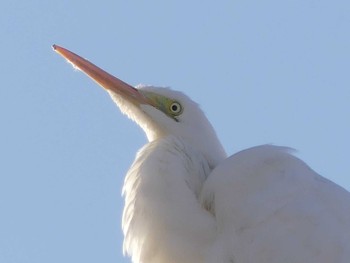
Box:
53 45 350 263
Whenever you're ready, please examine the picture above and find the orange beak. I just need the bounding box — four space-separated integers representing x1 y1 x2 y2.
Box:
53 45 150 105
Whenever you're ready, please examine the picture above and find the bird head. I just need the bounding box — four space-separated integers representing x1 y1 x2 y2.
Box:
53 45 226 167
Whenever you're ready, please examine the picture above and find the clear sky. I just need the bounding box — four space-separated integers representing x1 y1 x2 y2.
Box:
1 1 349 262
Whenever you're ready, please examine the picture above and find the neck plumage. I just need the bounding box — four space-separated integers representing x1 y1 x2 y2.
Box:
122 136 217 263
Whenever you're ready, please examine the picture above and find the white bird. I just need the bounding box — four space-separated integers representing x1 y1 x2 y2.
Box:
53 45 350 263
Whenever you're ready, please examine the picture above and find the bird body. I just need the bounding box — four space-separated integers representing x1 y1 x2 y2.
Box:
54 45 350 263
202 145 350 263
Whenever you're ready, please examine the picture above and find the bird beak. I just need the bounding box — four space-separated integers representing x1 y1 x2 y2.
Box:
53 45 151 106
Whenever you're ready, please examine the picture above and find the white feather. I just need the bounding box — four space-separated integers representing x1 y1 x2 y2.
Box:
122 136 216 263
108 86 350 263
202 145 350 263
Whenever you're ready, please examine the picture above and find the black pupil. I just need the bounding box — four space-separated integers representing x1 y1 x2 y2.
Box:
171 104 178 112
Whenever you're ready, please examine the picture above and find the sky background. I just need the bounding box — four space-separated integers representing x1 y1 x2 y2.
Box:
1 1 349 262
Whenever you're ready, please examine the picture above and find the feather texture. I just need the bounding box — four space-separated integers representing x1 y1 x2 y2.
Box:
122 136 216 263
202 145 350 263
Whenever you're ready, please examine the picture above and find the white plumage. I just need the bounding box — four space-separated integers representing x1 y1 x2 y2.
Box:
54 45 350 263
202 145 350 263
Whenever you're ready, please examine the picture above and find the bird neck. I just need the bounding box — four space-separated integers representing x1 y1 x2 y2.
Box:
148 128 227 171
122 136 217 263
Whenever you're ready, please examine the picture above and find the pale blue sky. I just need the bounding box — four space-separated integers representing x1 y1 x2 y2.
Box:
1 1 349 262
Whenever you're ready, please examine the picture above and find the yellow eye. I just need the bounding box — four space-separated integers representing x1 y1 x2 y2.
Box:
169 102 182 115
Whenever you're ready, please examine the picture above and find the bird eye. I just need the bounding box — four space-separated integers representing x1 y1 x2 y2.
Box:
169 102 182 115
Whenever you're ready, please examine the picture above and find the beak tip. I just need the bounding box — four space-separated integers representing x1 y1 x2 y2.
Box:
52 44 64 55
